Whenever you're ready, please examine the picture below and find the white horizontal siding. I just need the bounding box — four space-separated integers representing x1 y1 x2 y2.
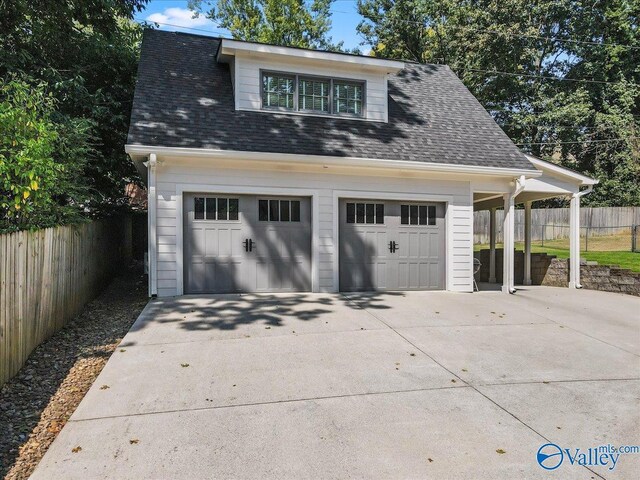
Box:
151 161 473 296
157 235 176 246
449 204 473 291
234 54 388 122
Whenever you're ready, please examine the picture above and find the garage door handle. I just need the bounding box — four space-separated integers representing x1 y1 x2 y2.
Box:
243 239 256 252
389 241 399 253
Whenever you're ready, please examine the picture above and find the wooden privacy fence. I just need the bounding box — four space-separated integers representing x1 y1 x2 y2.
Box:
474 206 640 245
0 219 124 386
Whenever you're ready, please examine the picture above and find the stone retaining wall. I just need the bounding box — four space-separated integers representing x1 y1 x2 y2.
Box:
475 249 640 296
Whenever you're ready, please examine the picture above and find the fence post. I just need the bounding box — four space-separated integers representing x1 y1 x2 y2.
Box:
633 225 637 253
585 226 588 252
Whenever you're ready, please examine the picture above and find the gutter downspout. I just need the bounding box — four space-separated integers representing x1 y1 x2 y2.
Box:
570 185 594 289
503 175 526 294
144 153 158 297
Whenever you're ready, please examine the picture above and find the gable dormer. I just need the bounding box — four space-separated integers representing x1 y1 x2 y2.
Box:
217 39 405 123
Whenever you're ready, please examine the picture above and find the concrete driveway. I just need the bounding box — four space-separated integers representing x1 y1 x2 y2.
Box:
31 287 640 479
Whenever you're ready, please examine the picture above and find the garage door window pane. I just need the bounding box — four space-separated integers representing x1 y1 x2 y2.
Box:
375 204 384 224
217 198 228 220
409 205 418 225
428 205 436 225
291 201 301 222
346 203 355 223
280 200 290 221
228 198 239 220
194 197 205 219
269 200 280 221
259 200 269 221
356 203 365 223
365 203 374 223
204 198 216 220
419 205 427 225
401 205 409 225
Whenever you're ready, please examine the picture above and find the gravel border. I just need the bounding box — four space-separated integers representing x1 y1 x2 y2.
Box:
0 266 148 480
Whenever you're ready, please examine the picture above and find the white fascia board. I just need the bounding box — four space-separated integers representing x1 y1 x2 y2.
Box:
525 154 599 186
125 144 542 178
218 39 405 73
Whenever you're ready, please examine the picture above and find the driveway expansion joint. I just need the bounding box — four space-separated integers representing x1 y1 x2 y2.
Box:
476 377 640 387
68 384 470 423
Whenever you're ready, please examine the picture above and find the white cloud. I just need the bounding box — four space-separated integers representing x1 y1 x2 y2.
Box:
147 7 215 30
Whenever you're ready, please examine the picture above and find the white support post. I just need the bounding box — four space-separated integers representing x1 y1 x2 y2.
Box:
502 176 526 294
146 154 158 297
524 201 532 285
569 193 580 289
502 193 515 293
489 207 497 283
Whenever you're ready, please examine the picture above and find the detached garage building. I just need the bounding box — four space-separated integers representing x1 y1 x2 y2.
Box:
126 30 596 297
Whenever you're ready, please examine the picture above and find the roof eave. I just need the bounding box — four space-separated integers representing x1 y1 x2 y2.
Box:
217 39 405 73
525 154 599 186
126 144 541 178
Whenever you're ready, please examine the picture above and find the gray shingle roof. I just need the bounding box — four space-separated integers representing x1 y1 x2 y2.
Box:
127 29 535 171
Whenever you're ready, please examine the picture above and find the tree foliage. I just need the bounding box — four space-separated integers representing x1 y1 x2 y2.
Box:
0 80 91 231
188 0 343 50
0 0 149 230
357 0 639 206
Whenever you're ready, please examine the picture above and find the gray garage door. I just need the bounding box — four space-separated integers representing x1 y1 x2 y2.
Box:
339 199 445 291
184 194 311 293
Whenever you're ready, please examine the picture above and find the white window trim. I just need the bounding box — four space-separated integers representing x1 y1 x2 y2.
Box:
175 184 321 295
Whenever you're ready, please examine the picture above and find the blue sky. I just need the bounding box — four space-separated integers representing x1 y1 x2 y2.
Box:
136 0 366 51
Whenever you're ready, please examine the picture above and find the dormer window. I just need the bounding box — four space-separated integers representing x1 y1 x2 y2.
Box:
334 81 363 116
261 70 365 118
262 73 295 109
299 78 329 113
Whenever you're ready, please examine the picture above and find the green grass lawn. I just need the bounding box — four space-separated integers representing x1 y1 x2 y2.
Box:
474 242 640 272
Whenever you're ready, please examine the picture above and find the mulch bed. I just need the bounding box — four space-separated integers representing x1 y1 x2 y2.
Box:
0 266 148 480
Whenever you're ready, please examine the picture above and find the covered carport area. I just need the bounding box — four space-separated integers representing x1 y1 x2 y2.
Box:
473 155 599 293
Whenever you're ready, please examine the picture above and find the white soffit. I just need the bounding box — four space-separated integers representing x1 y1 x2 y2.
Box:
217 39 405 74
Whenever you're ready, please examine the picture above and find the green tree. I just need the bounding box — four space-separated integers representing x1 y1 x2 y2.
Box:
0 79 90 231
357 0 639 206
0 0 149 227
188 0 342 50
